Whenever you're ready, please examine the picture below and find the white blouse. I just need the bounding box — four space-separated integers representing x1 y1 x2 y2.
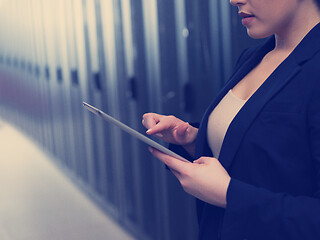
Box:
207 90 247 158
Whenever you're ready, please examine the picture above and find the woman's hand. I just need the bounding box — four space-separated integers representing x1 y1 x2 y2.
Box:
142 113 198 155
149 148 231 208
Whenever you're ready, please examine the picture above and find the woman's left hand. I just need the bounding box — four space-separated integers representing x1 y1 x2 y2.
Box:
149 148 231 208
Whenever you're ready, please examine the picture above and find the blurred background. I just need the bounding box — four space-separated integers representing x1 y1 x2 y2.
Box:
0 0 260 239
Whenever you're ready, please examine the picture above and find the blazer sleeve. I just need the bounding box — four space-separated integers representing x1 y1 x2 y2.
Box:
221 80 320 240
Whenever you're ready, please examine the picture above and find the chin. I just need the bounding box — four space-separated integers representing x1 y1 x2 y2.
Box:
246 28 273 39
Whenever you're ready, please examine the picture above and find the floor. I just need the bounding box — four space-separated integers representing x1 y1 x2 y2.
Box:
0 119 135 240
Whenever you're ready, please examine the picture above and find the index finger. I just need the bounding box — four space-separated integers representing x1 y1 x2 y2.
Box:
142 113 160 129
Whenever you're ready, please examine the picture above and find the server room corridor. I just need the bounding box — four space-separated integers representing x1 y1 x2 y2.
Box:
0 0 259 238
0 119 134 240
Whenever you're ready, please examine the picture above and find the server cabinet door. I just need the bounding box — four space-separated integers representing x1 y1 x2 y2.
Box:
28 0 44 146
113 0 146 232
157 2 199 239
56 0 81 171
141 0 172 239
30 0 54 152
38 0 57 156
41 0 71 167
99 0 130 220
64 0 89 183
82 0 108 200
22 0 42 141
72 0 97 187
181 1 220 123
124 0 163 239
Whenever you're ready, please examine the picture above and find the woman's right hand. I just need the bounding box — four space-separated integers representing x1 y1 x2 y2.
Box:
142 113 198 154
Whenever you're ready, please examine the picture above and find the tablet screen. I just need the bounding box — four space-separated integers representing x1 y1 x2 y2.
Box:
83 102 188 162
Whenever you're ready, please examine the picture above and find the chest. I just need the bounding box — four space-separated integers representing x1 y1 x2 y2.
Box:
232 52 290 100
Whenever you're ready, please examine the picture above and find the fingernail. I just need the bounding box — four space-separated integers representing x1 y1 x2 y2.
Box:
148 147 153 153
146 129 151 133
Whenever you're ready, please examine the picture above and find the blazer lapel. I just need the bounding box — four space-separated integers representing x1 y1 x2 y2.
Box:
196 22 320 170
219 59 301 170
220 23 320 170
195 37 275 159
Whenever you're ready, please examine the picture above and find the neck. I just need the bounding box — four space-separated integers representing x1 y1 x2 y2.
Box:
274 5 320 53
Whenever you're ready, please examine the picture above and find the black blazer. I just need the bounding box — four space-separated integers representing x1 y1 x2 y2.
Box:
194 23 320 240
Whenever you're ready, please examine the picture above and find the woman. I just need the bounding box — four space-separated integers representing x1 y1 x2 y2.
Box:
142 0 320 239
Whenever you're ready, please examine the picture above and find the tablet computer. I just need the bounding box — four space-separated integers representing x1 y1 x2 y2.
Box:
82 102 188 162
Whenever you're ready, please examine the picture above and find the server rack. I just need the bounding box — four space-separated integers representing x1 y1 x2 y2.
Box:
71 0 100 197
123 1 161 238
63 0 90 183
30 0 54 155
83 0 111 201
